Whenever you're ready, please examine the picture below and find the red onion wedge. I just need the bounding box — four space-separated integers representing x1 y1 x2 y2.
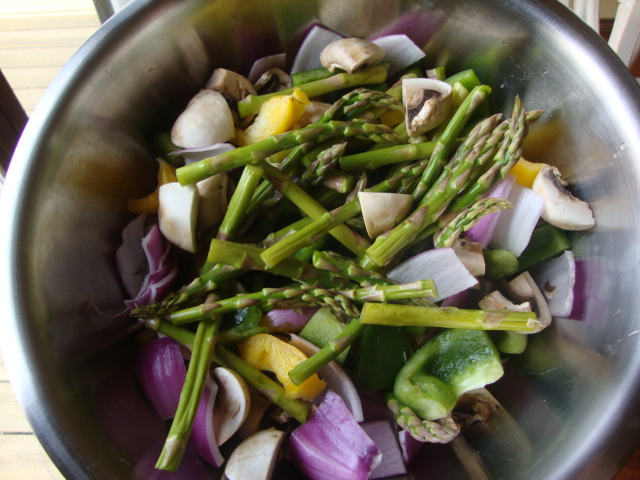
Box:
361 420 407 479
530 250 576 318
291 24 343 74
288 334 363 422
465 175 516 248
122 222 179 311
263 306 319 332
398 428 424 465
135 337 186 420
288 390 381 480
371 34 426 76
171 142 236 165
490 183 544 256
387 247 478 301
190 377 225 467
135 337 225 466
94 362 165 461
369 8 447 48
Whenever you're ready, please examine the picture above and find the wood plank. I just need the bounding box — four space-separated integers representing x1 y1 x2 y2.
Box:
11 87 47 115
0 12 99 31
2 66 63 89
0 26 100 48
0 381 32 433
0 45 85 67
0 1 95 15
0 434 65 479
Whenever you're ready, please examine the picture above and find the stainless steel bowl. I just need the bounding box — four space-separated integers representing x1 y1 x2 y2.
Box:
2 0 640 478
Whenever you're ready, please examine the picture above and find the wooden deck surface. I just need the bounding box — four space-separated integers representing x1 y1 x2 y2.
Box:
0 0 639 479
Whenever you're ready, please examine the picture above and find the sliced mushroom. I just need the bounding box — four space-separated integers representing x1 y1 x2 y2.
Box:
224 427 285 480
253 68 290 95
205 68 257 103
452 238 486 277
319 38 385 74
158 182 199 253
479 272 551 332
531 165 595 230
212 367 251 445
196 173 229 233
358 191 413 238
402 78 452 136
170 89 235 148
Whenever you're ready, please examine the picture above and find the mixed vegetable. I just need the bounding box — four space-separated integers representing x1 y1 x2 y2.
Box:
111 22 594 480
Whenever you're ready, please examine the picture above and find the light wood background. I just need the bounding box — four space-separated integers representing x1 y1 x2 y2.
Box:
0 1 638 479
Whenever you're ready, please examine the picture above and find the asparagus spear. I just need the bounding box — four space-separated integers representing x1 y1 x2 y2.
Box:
163 280 437 326
386 393 461 443
216 164 263 241
237 66 389 117
433 197 512 248
410 85 492 202
259 160 370 262
359 303 542 333
176 120 404 185
133 264 241 318
141 319 308 422
359 98 527 270
155 316 221 471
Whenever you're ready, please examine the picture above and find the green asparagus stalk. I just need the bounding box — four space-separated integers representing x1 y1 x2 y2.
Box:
176 119 403 186
410 85 492 202
237 66 389 117
141 319 309 424
155 316 221 471
449 96 527 211
205 238 351 287
217 164 263 240
359 303 542 333
299 141 347 188
386 393 461 443
433 197 512 248
132 264 241 318
312 250 389 286
165 279 438 326
259 160 370 261
163 285 359 325
244 88 400 217
288 316 367 386
339 141 436 171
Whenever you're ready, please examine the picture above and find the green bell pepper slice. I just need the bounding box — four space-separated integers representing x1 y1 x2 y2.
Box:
393 329 503 421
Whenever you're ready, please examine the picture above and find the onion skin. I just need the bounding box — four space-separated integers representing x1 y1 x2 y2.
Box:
288 390 381 480
135 337 186 420
262 306 319 332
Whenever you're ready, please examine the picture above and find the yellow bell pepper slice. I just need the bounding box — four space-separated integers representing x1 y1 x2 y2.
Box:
242 88 310 145
510 157 546 188
238 333 326 401
127 158 178 214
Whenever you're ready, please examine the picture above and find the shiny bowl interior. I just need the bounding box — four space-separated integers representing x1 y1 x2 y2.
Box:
2 0 640 478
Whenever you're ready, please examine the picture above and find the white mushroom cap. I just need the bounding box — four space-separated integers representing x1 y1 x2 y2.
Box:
224 427 285 480
170 89 235 148
320 38 386 74
358 191 413 238
205 68 256 102
212 367 251 445
158 182 199 253
402 78 452 136
531 165 595 231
